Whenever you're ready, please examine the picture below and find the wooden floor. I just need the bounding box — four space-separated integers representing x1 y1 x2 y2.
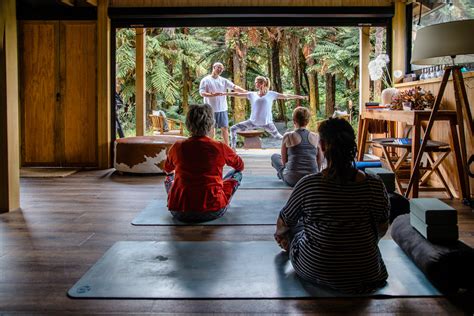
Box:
1 151 473 315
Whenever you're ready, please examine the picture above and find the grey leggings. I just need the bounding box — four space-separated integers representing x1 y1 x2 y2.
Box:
230 120 283 148
271 153 304 187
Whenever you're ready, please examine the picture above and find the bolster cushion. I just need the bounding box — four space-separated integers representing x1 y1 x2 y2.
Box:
391 214 474 293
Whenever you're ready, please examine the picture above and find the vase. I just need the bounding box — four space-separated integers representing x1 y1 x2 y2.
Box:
381 88 399 106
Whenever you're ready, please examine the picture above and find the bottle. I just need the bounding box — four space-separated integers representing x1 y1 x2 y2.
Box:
419 68 426 80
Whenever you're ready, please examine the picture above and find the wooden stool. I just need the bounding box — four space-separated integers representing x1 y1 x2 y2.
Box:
373 138 453 198
114 135 186 174
237 130 264 149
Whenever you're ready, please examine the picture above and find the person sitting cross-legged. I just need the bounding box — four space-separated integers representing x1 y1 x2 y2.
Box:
163 103 244 223
271 107 323 187
274 118 390 294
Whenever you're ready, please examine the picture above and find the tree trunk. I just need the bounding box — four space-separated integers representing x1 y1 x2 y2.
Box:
267 48 272 81
345 78 351 109
181 60 190 114
270 32 285 122
232 30 247 122
308 72 319 114
288 33 301 107
325 73 336 118
374 27 384 101
299 48 309 95
227 54 236 120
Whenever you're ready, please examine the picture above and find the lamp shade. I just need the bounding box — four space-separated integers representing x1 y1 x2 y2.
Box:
411 19 474 65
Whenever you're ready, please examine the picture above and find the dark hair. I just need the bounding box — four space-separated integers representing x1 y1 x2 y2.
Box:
293 106 310 127
318 118 357 183
186 104 215 137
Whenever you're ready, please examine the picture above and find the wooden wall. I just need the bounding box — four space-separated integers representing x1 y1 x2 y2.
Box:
394 72 474 198
0 0 20 212
19 21 97 167
20 22 58 164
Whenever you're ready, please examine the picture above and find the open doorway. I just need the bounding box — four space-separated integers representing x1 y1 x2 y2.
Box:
110 7 393 152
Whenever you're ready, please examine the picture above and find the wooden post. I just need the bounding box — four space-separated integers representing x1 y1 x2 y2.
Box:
359 27 370 115
135 28 146 136
0 0 20 212
392 0 407 77
97 0 111 168
357 26 371 159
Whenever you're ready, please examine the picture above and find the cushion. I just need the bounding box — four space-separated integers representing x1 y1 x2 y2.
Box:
114 135 186 174
391 214 474 293
355 161 382 170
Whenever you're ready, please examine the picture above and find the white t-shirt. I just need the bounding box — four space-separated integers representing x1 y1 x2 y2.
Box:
199 75 235 113
247 91 278 125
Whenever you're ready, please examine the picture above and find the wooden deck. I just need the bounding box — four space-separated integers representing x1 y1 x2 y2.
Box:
1 151 473 314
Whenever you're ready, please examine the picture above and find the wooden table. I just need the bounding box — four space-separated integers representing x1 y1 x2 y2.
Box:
357 109 467 199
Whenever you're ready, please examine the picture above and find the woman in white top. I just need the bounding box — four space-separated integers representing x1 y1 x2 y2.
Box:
226 76 307 149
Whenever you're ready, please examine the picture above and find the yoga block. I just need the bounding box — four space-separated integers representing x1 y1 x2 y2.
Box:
391 214 474 293
366 167 395 193
410 213 458 243
388 192 410 224
410 198 457 225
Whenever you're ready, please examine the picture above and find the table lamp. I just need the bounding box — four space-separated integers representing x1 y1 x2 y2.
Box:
407 19 474 203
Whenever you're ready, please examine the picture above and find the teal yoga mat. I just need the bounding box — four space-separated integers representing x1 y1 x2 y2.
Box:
68 240 441 298
132 190 291 226
239 174 292 189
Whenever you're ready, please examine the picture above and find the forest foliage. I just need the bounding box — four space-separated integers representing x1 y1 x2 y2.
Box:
115 26 387 136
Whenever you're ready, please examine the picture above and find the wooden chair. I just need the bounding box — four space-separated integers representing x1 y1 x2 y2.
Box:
149 114 184 136
373 138 454 198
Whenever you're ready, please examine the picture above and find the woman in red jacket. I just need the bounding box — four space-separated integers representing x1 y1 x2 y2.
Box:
164 103 244 223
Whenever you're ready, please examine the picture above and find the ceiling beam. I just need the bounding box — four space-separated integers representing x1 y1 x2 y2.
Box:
59 0 75 6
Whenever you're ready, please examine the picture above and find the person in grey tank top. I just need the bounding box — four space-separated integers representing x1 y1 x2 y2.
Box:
271 107 323 187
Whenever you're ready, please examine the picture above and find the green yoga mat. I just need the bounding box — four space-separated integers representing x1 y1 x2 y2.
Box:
68 240 441 299
132 190 291 226
239 174 292 189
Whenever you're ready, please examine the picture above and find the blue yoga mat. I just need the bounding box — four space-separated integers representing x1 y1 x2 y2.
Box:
68 240 441 298
132 190 290 226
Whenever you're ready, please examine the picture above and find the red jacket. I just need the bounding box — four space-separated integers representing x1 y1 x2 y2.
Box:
164 136 244 212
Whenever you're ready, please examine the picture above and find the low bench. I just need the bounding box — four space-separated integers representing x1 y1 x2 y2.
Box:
236 130 265 149
114 135 186 174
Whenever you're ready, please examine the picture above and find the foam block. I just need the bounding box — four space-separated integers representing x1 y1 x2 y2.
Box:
366 167 395 193
410 213 458 243
410 198 457 225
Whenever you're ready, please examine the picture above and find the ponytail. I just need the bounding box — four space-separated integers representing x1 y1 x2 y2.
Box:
318 118 357 183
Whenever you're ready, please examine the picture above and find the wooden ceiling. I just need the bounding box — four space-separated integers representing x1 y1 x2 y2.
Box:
109 0 393 7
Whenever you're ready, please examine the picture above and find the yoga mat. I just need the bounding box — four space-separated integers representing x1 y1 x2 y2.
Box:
68 240 441 299
20 167 78 178
132 190 291 226
239 174 292 190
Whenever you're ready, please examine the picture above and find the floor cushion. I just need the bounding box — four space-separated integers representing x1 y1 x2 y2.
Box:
391 214 474 293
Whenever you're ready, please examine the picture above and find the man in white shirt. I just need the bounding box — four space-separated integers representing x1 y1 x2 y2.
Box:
199 62 246 146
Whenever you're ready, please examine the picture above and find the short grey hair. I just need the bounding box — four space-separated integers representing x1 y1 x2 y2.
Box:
186 104 215 137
